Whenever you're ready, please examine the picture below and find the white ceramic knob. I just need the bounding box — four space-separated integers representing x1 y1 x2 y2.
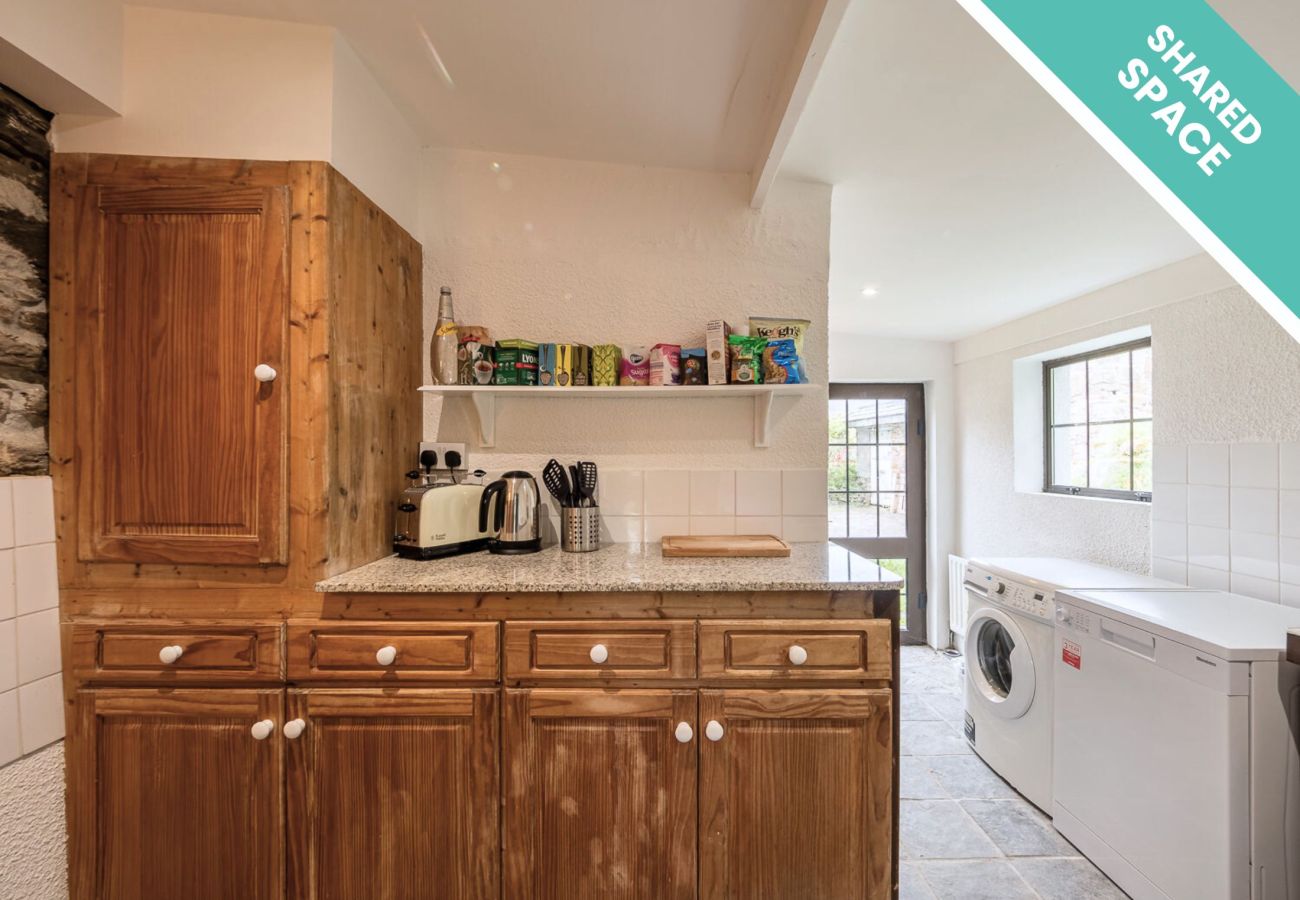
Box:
705 720 725 742
253 364 278 383
158 645 184 665
283 718 306 740
589 643 609 664
250 719 275 741
375 645 398 666
674 721 694 743
788 644 808 666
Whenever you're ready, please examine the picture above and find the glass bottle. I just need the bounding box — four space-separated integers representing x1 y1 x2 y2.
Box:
431 286 459 385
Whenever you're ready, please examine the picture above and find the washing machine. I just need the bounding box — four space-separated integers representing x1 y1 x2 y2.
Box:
962 557 1187 813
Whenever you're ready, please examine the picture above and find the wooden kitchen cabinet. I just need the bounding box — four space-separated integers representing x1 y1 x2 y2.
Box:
504 688 699 900
67 687 285 900
699 689 894 900
286 688 500 900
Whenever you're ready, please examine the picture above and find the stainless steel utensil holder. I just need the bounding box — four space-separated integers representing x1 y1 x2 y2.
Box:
561 506 601 552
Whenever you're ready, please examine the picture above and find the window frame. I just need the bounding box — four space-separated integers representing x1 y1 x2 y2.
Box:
1042 337 1152 503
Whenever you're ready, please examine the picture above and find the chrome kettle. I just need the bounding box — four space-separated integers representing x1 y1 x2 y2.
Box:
478 470 542 554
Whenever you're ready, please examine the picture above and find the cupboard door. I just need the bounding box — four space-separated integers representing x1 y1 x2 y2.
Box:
504 689 697 900
74 183 288 565
68 688 284 900
699 689 893 900
286 689 499 900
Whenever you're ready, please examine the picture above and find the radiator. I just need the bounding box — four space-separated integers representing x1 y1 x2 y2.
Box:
948 555 969 637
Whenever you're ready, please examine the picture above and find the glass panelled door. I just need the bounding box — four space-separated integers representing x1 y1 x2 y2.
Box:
828 384 927 644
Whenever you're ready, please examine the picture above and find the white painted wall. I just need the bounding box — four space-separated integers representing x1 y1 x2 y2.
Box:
831 334 956 647
0 0 122 114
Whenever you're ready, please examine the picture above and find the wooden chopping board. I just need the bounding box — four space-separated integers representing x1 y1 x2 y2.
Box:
661 534 791 558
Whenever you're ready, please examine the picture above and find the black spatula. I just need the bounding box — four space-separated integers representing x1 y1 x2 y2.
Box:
543 458 571 507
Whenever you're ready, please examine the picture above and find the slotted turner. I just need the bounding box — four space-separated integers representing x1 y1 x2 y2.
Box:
576 461 598 507
543 458 572 507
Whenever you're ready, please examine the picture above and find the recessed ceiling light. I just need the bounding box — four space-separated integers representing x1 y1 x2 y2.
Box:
861 286 879 297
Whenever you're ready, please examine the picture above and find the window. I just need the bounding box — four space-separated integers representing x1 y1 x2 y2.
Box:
1044 338 1152 501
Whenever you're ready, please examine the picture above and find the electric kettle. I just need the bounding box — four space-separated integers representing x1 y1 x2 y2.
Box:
479 470 542 554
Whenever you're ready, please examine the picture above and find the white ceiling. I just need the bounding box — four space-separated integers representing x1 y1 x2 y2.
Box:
137 0 814 172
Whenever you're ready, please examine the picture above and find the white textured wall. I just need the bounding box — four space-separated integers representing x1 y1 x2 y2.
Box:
0 743 65 900
420 148 831 472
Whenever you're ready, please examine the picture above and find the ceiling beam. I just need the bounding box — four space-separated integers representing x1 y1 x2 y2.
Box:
749 0 849 208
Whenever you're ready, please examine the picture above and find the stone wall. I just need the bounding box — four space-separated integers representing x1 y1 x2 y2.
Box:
0 84 52 477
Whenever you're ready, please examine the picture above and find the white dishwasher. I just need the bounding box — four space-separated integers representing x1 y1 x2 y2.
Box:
1053 588 1300 900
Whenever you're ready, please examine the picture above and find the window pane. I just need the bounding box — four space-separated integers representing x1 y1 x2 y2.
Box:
1051 361 1087 425
878 444 906 493
847 399 876 443
1088 352 1131 421
828 446 849 491
1051 425 1088 487
829 400 847 444
848 445 876 491
828 493 848 537
1089 422 1132 491
877 399 907 443
847 492 877 537
879 493 906 537
1133 421 1153 491
1132 346 1152 419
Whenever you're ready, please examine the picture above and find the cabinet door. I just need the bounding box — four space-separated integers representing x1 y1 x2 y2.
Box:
68 688 284 900
73 183 288 565
700 689 893 900
504 689 698 900
286 689 499 900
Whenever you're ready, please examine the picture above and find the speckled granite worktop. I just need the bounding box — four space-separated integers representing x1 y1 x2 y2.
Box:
316 542 903 594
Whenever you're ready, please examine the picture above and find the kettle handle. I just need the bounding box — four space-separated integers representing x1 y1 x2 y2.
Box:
479 481 505 533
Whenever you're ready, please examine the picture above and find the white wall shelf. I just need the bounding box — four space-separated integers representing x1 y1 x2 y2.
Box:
419 383 818 448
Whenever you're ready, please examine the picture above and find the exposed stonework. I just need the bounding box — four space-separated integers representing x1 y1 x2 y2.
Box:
0 83 52 476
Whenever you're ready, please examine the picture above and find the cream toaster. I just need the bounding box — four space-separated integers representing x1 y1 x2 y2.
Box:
393 451 498 559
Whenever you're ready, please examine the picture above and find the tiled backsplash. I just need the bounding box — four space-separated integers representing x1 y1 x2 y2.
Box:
533 468 829 545
0 476 64 768
1151 443 1300 608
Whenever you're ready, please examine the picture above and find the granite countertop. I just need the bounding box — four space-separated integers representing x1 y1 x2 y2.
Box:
316 542 904 594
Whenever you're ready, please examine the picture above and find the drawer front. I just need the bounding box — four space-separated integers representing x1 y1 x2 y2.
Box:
504 620 695 681
71 624 283 683
698 619 890 681
287 622 499 682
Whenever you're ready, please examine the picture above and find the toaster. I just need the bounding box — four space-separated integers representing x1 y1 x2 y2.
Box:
393 452 498 559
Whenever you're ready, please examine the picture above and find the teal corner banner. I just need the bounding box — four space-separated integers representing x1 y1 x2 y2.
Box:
965 0 1300 329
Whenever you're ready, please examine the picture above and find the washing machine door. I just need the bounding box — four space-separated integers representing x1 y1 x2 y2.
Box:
966 605 1035 719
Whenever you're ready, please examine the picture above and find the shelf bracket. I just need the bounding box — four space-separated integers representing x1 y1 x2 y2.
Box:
469 392 496 447
753 390 775 448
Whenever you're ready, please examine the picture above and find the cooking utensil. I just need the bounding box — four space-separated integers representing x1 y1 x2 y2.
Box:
543 459 571 507
576 461 598 507
569 465 581 506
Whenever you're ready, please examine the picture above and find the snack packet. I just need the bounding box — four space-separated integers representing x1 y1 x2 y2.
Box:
749 317 811 355
761 338 806 384
727 334 767 384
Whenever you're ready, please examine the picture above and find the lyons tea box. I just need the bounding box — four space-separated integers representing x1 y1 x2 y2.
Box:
592 344 621 386
494 339 539 385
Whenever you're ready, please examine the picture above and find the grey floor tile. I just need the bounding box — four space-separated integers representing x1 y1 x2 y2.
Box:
902 693 944 721
924 754 1020 800
917 860 1037 900
900 800 1001 860
960 799 1076 857
901 720 971 756
900 861 937 899
1013 856 1130 899
901 756 950 800
921 691 966 724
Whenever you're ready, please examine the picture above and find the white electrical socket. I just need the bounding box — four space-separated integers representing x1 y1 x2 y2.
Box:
417 442 469 471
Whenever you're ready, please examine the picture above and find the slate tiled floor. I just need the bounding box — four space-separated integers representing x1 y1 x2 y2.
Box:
898 645 1129 899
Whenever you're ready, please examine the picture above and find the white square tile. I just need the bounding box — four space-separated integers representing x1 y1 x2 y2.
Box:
1280 491 1300 538
689 516 736 536
1230 531 1279 580
1230 572 1280 604
1152 484 1187 524
735 470 783 517
689 471 735 516
1150 557 1187 585
1282 582 1300 610
1280 444 1300 490
540 488 563 518
643 471 690 517
1153 444 1187 485
1230 443 1278 489
1188 444 1229 486
1230 488 1278 535
1280 537 1300 586
599 515 642 544
735 516 782 537
1188 525 1230 571
0 618 16 693
0 480 12 549
643 516 690 543
1151 519 1187 562
1187 563 1231 591
0 690 20 767
18 673 64 754
597 471 643 516
782 515 828 543
1187 486 1229 528
10 477 54 547
0 549 13 620
781 469 826 517
14 543 58 616
16 609 60 684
